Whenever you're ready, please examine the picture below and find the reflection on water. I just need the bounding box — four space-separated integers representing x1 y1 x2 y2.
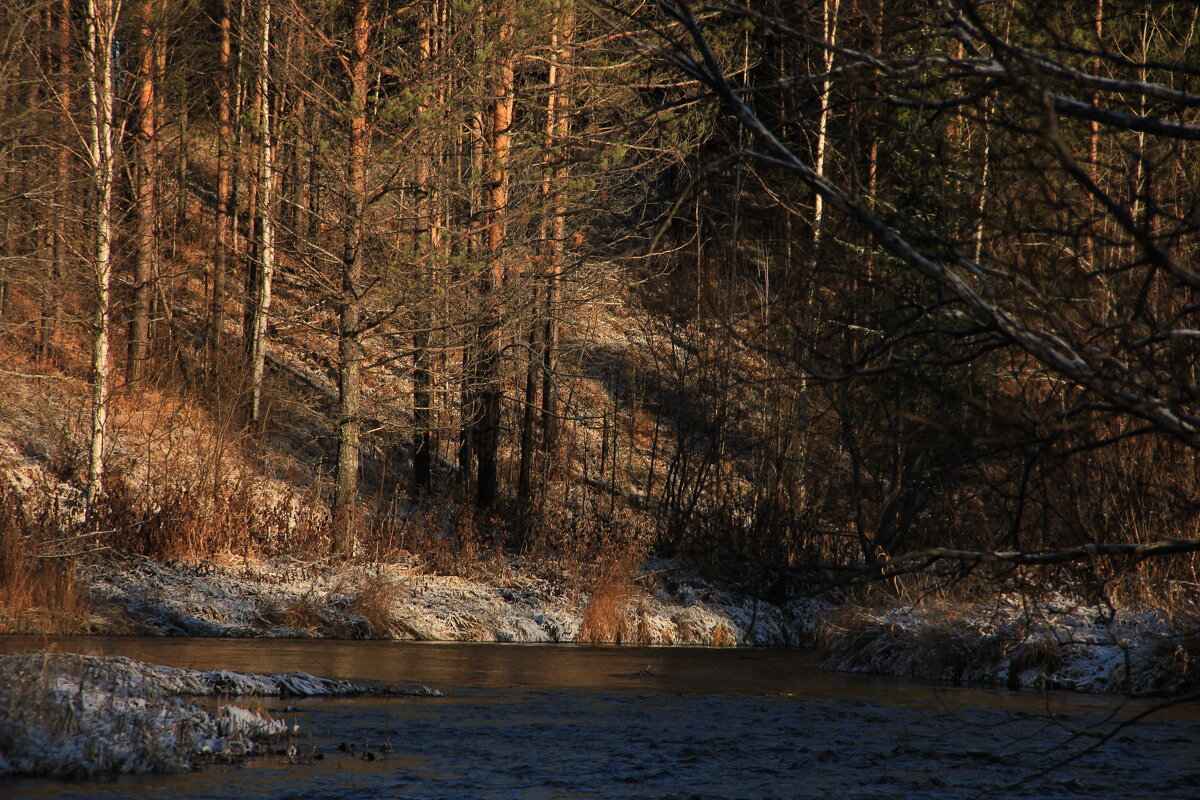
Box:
2 637 1198 799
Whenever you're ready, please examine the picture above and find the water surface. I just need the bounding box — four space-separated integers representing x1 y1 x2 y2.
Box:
2 637 1197 799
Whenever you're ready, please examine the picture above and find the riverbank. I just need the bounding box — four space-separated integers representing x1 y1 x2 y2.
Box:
0 652 438 778
62 553 1200 697
82 553 822 646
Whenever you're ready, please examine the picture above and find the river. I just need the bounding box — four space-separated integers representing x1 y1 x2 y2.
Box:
1 637 1197 799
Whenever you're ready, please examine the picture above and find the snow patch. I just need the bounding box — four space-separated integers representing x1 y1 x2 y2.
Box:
0 652 440 779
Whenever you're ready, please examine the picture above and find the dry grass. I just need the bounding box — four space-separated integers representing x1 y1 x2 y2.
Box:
1157 633 1200 694
279 591 328 636
813 600 1008 682
709 619 737 647
254 570 409 638
372 501 507 578
349 570 409 638
1005 637 1064 688
0 483 91 634
578 552 644 644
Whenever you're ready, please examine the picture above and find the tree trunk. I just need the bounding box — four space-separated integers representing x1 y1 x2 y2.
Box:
84 0 118 511
332 0 369 553
413 2 438 494
242 0 261 350
474 4 515 508
812 0 840 248
520 0 574 502
247 0 274 424
128 0 159 384
1084 0 1102 269
540 2 574 453
43 0 72 359
209 0 232 365
459 108 486 484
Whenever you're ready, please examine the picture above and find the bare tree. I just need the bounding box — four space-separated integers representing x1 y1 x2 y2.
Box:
208 0 234 366
472 1 516 508
83 0 122 509
647 0 1200 564
247 0 275 424
332 0 370 553
127 0 163 384
541 0 575 465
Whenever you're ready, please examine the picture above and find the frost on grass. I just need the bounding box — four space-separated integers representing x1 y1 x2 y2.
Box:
78 556 1200 696
819 596 1199 695
83 554 824 647
0 652 439 779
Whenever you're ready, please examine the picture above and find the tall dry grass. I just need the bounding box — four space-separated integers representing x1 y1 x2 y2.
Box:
0 482 90 633
578 551 644 644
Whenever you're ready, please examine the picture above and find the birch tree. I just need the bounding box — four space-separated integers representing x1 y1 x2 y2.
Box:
247 0 275 424
83 0 121 509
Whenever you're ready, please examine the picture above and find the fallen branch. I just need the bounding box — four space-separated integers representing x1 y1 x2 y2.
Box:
0 369 82 381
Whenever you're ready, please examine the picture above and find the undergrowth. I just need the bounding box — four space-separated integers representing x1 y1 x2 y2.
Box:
0 482 89 633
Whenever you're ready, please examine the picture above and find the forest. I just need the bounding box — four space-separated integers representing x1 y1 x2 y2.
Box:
1 0 1200 627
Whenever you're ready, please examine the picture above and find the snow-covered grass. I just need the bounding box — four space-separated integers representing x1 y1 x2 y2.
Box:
0 651 441 779
82 552 826 647
0 653 289 778
818 594 1200 695
76 553 1200 696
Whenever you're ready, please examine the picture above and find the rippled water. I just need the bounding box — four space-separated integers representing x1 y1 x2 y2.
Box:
2 637 1198 799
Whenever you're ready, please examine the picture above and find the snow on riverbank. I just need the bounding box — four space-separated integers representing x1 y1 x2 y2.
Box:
81 554 1198 696
83 554 824 646
0 652 438 778
819 595 1198 695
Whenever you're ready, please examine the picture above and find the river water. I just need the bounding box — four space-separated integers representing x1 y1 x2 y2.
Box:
2 637 1198 799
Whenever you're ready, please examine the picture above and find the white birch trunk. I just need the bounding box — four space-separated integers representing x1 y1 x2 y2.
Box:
249 0 274 423
84 0 120 510
813 0 840 247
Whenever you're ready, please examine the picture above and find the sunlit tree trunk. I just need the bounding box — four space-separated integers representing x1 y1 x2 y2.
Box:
84 0 120 510
209 0 233 365
812 0 839 247
247 0 274 423
332 0 370 553
128 0 160 383
540 1 574 455
474 3 515 507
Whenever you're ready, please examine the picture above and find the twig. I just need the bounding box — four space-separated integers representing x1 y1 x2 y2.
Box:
0 369 82 381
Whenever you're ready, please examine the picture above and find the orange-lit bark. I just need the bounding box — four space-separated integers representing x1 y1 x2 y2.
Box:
210 0 232 363
128 0 159 383
474 3 515 508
